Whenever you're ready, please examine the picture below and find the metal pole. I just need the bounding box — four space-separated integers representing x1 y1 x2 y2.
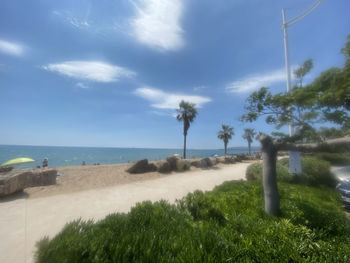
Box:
282 8 293 137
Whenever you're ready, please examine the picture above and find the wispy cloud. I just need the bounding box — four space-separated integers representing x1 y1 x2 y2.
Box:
53 10 90 30
134 87 211 109
129 0 184 51
226 68 292 93
43 61 136 82
76 82 89 89
193 85 207 92
0 39 25 56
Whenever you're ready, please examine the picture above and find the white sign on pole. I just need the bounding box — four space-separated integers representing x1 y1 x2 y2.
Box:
289 151 302 174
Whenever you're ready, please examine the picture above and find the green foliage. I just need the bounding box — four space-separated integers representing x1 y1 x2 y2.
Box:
242 128 256 144
35 182 350 263
294 59 313 87
246 157 337 187
246 161 291 183
183 163 191 171
242 36 350 137
318 127 349 141
176 100 197 136
315 152 350 166
217 124 234 142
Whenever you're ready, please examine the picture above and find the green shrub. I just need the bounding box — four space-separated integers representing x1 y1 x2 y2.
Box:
246 157 337 187
35 182 350 263
315 152 350 166
246 161 292 183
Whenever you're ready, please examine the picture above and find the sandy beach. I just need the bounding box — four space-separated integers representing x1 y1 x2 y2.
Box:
20 161 249 199
0 161 254 263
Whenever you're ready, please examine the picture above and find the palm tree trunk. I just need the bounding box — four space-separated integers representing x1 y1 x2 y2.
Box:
248 141 251 155
224 142 227 155
183 134 187 159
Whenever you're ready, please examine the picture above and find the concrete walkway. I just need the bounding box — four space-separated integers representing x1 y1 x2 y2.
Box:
0 162 250 263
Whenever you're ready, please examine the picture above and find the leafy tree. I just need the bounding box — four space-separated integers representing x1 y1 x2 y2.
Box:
176 100 197 159
318 127 348 141
294 58 313 88
217 124 234 155
241 36 350 216
242 128 256 155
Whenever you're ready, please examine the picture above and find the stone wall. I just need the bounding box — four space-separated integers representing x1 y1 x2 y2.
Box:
0 169 57 197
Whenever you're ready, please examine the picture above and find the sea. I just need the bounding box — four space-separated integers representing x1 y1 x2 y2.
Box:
0 145 259 169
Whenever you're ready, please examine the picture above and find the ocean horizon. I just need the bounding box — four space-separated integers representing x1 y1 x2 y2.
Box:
0 144 259 169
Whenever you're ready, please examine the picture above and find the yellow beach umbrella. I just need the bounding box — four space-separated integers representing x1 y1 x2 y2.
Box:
0 157 36 167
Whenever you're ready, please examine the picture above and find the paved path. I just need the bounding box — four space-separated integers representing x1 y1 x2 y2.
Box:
0 162 250 263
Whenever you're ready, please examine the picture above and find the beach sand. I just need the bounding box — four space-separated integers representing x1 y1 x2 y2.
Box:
24 163 165 199
23 162 242 199
0 161 255 263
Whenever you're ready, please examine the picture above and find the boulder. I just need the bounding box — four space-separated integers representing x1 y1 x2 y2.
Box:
191 157 214 168
209 157 218 165
175 159 191 171
216 156 226 164
0 169 57 197
126 159 157 174
166 156 180 171
216 156 236 164
154 160 171 173
190 159 200 167
225 156 236 164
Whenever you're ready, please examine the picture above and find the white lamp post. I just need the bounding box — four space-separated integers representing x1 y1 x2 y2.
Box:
281 0 323 174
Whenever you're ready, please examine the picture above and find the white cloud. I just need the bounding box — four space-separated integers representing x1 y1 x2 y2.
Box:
53 10 90 30
193 85 207 92
226 68 294 93
0 39 25 56
43 61 135 82
76 82 89 89
134 87 211 109
130 0 184 51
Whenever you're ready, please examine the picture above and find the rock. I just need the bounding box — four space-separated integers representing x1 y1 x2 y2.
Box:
216 156 236 164
0 169 57 197
0 166 13 173
126 159 157 174
190 159 201 168
190 157 214 168
166 156 180 171
209 157 218 165
176 159 191 171
216 156 226 164
155 160 171 173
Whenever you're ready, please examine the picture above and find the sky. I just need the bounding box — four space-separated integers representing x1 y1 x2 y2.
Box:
0 0 349 149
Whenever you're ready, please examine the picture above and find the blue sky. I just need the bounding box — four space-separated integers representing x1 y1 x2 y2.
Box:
0 0 349 149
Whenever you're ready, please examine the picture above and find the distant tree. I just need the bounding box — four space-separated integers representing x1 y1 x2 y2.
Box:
294 58 313 88
242 128 256 155
217 124 234 155
176 100 197 159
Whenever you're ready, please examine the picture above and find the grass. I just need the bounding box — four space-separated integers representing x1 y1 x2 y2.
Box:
35 181 350 262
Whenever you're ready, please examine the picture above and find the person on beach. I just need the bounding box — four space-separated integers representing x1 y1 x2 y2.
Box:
42 158 48 168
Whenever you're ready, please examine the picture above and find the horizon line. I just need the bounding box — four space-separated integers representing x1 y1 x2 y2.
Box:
0 144 260 151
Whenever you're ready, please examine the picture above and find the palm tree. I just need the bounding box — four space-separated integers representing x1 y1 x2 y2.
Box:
242 128 256 155
217 124 234 155
176 100 198 159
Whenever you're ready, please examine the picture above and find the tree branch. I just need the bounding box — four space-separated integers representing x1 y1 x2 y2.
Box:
274 136 350 152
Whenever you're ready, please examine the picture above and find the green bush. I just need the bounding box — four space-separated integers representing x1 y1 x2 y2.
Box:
315 152 350 166
246 157 337 187
246 162 291 182
35 182 350 263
